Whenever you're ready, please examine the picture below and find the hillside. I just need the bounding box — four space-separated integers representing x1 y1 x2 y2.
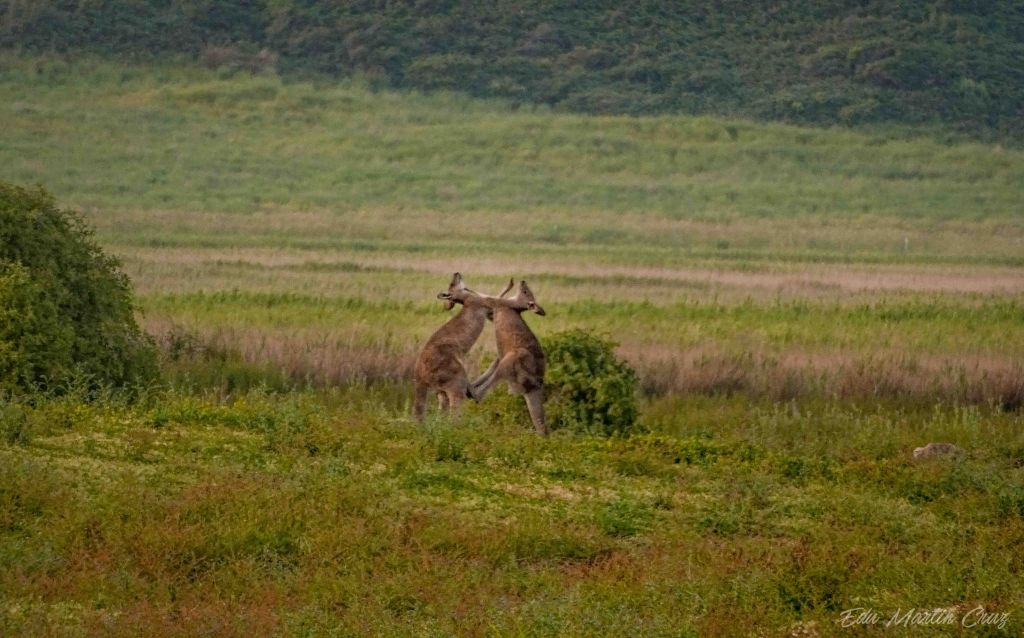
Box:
2 1 1022 139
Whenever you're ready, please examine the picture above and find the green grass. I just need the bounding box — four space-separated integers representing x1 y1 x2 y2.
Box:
1 391 1022 636
3 55 1022 278
2 56 1022 224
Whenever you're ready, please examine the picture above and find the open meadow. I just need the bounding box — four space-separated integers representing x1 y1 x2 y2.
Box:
1 56 1023 636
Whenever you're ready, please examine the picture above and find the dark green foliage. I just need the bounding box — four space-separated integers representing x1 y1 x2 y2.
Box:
543 329 638 436
1 1 1021 138
0 181 157 395
0 262 70 393
0 0 267 54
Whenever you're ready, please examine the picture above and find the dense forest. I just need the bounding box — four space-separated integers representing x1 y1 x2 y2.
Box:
2 1 1022 138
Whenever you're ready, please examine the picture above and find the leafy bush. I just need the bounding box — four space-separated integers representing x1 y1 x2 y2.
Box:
0 181 157 395
0 262 70 393
543 329 638 436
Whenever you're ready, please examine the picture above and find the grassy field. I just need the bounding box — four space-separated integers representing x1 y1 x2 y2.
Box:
2 391 1023 636
3 55 1023 403
2 56 1024 635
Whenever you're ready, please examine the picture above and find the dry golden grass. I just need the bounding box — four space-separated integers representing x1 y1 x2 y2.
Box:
118 244 1024 300
124 211 1022 404
90 206 1024 270
148 312 1024 407
628 345 1024 407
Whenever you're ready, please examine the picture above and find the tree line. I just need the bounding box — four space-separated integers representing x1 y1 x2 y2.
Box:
2 1 1021 138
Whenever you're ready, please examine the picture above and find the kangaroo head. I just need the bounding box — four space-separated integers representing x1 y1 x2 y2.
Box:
437 272 485 311
515 280 545 316
486 277 545 316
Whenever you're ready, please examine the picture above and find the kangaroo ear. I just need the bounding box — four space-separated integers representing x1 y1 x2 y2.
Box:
519 280 534 299
450 272 465 290
499 278 514 298
437 291 455 310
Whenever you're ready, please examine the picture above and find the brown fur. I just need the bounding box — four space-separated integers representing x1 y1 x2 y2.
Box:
413 273 492 421
470 280 549 436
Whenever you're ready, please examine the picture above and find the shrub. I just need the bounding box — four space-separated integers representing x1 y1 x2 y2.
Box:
0 262 71 393
543 329 639 436
0 181 157 395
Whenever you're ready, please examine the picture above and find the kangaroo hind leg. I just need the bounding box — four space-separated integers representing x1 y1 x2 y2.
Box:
468 358 500 400
524 389 548 437
470 353 517 400
444 378 468 415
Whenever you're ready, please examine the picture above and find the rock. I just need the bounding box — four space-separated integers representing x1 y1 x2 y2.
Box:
912 442 961 460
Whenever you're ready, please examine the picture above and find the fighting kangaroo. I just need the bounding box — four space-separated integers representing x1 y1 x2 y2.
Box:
470 279 549 436
413 272 493 421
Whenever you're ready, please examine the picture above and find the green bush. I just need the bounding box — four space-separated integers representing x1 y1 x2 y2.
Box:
543 329 638 436
0 181 157 395
0 262 70 393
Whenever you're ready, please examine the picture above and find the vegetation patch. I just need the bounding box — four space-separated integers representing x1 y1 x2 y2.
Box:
3 3 1022 138
544 329 639 436
0 181 157 396
0 389 1022 635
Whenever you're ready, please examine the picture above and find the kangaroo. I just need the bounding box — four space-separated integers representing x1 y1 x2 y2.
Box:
413 272 493 421
470 279 549 436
